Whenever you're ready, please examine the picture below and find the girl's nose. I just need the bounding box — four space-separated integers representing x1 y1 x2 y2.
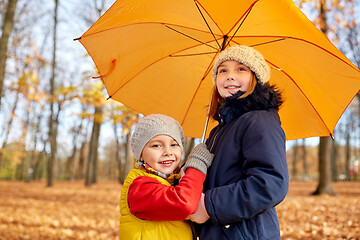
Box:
226 75 235 80
163 146 173 156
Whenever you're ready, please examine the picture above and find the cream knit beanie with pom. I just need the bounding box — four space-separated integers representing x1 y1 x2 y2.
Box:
212 45 270 84
130 114 185 161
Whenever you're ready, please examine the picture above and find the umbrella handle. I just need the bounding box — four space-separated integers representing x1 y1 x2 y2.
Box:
201 89 214 143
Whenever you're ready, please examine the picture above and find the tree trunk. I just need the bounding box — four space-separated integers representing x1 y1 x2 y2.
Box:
85 142 94 186
123 131 134 180
28 102 39 179
0 86 19 166
16 159 24 180
47 0 59 187
345 133 351 180
331 139 338 181
65 150 76 180
85 106 102 186
313 0 335 195
113 122 122 183
292 140 298 180
65 122 83 180
30 107 46 180
15 108 30 181
313 137 335 195
119 142 126 184
0 0 18 106
32 146 46 180
76 141 86 180
22 110 31 183
302 139 308 179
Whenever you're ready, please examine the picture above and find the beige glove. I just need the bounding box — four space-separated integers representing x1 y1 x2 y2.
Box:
183 143 213 174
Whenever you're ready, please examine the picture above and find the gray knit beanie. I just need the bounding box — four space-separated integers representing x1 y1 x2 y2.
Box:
212 45 270 84
130 114 185 160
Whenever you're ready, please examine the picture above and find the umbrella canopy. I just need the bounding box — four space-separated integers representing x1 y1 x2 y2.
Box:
78 0 360 140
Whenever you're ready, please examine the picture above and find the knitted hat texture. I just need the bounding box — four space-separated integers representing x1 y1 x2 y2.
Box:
130 114 185 160
212 45 270 84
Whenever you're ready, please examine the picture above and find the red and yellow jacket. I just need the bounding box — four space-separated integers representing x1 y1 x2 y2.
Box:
119 167 205 240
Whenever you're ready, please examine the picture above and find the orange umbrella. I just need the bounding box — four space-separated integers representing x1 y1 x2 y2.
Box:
77 0 360 140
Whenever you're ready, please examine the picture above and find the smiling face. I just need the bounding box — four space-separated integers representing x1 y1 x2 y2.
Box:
140 134 182 175
216 60 254 98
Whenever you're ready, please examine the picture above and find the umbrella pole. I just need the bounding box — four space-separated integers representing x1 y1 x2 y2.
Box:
201 115 210 143
201 89 214 143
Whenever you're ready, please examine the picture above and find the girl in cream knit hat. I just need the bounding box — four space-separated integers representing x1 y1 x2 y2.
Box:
189 45 289 240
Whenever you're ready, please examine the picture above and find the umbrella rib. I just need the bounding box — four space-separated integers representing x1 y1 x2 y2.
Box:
225 2 257 50
231 35 360 72
194 0 221 49
106 40 219 99
164 24 218 51
170 51 218 57
81 21 219 41
265 61 333 138
180 54 216 129
249 37 290 47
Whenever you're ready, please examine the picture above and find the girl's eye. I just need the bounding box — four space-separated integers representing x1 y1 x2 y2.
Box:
218 68 226 73
151 144 161 148
171 143 179 147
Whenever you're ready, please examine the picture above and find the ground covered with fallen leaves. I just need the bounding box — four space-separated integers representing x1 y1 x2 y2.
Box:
0 180 359 240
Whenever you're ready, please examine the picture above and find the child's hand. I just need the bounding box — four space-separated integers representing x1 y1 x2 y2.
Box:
188 193 210 223
183 143 213 174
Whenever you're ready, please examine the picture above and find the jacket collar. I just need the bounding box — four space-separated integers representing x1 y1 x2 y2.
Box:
215 82 283 125
136 161 181 185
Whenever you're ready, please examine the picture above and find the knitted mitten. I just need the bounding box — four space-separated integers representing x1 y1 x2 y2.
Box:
183 143 213 174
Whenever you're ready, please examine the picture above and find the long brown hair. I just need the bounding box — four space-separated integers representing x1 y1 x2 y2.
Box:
208 74 258 119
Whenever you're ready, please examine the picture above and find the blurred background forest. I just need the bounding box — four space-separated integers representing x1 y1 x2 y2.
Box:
0 0 359 193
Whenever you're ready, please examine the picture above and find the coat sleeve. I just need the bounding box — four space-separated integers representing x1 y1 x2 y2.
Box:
205 111 289 225
128 168 206 221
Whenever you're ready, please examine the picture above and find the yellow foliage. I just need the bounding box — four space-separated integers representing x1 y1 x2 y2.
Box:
30 72 39 84
80 80 109 107
77 111 93 120
94 112 104 123
2 143 25 168
123 127 129 135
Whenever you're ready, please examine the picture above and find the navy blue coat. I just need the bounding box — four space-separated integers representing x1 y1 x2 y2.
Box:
199 84 289 240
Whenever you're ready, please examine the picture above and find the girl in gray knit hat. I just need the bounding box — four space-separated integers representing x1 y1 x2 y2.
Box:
190 45 289 240
119 114 213 240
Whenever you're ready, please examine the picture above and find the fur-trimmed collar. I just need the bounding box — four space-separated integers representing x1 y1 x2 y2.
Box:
214 83 283 124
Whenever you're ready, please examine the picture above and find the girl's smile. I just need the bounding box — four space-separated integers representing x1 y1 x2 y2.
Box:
216 60 253 98
159 159 175 167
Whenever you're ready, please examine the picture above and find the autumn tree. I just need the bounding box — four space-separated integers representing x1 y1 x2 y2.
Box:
75 0 120 186
331 0 360 180
46 0 59 187
80 80 107 186
108 103 139 184
0 1 49 180
0 0 18 106
64 118 84 180
292 140 299 179
296 0 360 194
312 0 336 195
301 139 308 179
